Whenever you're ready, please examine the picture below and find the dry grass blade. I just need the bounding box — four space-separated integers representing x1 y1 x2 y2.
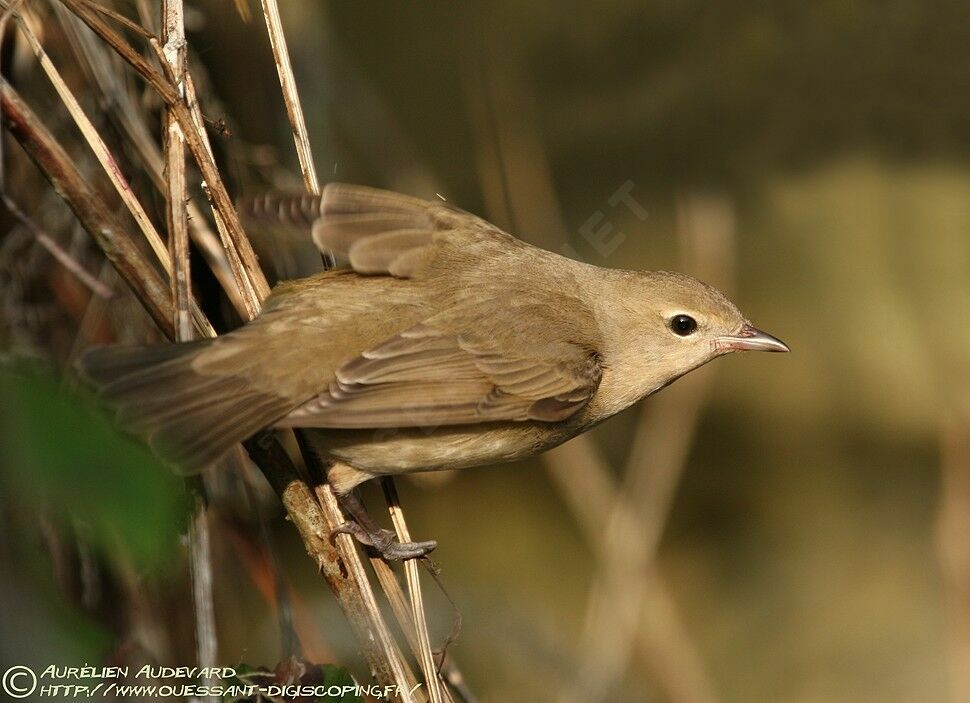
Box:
259 0 319 194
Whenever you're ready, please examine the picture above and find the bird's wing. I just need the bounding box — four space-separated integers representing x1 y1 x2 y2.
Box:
276 303 602 429
240 183 521 279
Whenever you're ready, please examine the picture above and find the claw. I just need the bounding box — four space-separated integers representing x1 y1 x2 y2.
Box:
329 522 436 560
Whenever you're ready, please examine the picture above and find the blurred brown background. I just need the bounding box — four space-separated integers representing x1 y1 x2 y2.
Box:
4 1 970 702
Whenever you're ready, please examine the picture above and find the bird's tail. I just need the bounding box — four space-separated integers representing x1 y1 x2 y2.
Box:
79 341 288 472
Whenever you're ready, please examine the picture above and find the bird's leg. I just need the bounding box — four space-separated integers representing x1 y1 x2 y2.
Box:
331 489 437 561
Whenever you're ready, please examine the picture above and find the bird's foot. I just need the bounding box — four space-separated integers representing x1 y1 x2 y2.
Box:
331 489 437 561
330 521 437 560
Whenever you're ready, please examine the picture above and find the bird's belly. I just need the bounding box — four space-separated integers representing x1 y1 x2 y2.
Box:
307 421 577 489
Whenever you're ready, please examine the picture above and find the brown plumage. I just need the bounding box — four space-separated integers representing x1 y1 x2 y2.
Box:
81 183 788 494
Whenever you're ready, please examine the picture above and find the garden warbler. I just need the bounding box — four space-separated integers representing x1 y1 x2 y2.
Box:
81 183 788 558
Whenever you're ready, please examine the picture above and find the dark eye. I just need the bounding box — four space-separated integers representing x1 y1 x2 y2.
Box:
670 314 697 336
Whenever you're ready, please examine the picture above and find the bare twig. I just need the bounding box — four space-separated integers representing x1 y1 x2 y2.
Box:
0 194 113 299
1 82 175 337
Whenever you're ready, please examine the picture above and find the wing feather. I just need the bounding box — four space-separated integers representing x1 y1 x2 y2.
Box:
277 311 602 430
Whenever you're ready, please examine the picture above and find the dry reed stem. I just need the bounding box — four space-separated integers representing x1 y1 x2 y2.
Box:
259 0 319 194
187 495 218 700
368 553 466 703
6 4 458 695
382 479 447 703
161 0 191 341
13 9 215 338
256 8 444 697
61 0 269 312
314 474 424 701
161 2 216 697
936 407 970 703
247 445 405 688
50 4 242 314
176 67 260 317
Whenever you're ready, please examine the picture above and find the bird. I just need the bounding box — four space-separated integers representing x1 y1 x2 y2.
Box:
80 183 789 559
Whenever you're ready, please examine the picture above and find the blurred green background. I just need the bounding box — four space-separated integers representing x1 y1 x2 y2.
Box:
4 1 970 702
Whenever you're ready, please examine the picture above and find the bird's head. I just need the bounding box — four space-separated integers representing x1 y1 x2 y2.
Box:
593 270 789 408
644 269 788 365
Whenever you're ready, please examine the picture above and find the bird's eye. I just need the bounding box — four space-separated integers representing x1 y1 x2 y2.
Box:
670 314 697 336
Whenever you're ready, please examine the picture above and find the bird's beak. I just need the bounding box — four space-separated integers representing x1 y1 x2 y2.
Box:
715 323 790 353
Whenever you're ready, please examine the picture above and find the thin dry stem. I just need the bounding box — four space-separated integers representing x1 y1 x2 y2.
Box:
187 495 218 698
162 0 192 342
259 0 319 194
314 470 424 701
936 407 970 703
1 193 113 299
1 82 175 337
60 0 270 312
161 2 216 697
14 9 214 338
51 4 242 314
382 478 446 703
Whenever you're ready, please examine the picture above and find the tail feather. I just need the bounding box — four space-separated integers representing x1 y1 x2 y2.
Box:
78 343 291 472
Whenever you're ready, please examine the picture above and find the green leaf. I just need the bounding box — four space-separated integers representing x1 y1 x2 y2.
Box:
0 364 190 573
318 665 362 703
